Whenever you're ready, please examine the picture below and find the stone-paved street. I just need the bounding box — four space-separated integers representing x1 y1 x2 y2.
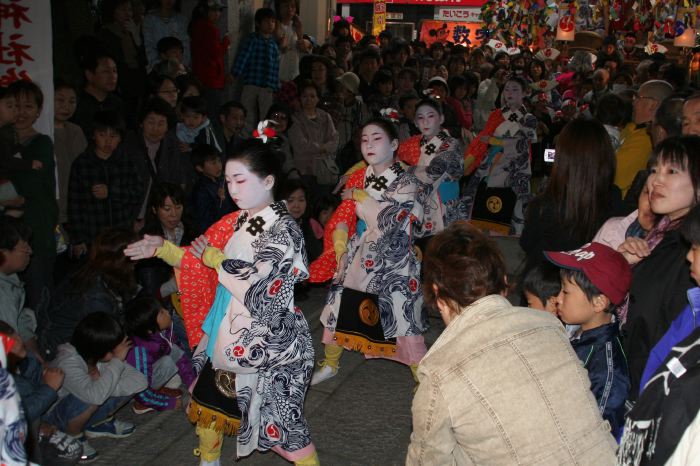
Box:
88 238 524 465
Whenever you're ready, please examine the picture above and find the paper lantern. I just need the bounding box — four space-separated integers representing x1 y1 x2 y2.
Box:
556 16 575 42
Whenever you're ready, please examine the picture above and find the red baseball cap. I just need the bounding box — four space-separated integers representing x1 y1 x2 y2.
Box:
544 242 632 305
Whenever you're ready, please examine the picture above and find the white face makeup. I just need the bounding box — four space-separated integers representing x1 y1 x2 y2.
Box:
360 124 397 171
502 81 524 109
225 159 274 215
414 104 444 139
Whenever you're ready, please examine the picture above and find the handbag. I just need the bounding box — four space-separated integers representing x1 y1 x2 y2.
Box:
313 156 340 185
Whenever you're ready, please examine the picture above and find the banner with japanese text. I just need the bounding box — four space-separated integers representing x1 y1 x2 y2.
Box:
419 20 483 47
0 0 53 136
372 0 387 36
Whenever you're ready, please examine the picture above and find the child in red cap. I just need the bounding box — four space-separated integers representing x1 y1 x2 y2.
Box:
545 242 632 440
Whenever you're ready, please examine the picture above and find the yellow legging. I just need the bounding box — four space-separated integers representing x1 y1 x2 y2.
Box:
196 425 321 465
324 343 418 384
410 363 419 384
320 344 343 370
195 424 223 462
295 451 320 465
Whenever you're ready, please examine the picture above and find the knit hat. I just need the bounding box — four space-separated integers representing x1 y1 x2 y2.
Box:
428 76 448 89
336 72 360 95
544 242 632 305
206 0 225 9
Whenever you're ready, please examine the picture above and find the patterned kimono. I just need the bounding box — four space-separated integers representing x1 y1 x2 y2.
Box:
186 202 315 461
397 130 465 235
462 106 537 234
0 336 27 466
320 162 428 366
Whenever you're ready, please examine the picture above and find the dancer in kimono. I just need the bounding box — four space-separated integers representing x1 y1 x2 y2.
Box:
463 76 537 235
397 98 464 235
125 138 318 466
308 118 428 386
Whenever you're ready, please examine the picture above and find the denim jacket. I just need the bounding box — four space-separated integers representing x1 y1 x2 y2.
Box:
571 323 630 440
407 295 617 465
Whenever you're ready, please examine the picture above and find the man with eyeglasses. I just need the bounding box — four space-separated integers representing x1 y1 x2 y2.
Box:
615 79 673 197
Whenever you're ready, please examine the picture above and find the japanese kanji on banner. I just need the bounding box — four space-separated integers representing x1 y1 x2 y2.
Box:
372 0 387 36
0 0 53 136
419 20 484 47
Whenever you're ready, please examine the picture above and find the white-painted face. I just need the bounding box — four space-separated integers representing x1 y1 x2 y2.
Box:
360 124 397 169
502 80 524 109
414 104 443 139
225 159 274 214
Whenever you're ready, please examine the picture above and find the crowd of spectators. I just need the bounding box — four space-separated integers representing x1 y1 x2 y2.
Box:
1 0 700 464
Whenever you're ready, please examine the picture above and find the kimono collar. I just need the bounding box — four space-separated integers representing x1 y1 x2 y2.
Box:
420 129 450 147
364 161 405 198
501 106 527 123
233 201 289 237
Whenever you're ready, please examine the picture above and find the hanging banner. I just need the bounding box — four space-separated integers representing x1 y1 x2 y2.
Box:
435 7 481 21
420 19 484 47
0 0 53 136
372 0 387 36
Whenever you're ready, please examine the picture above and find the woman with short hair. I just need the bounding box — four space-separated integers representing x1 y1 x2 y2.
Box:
407 221 618 465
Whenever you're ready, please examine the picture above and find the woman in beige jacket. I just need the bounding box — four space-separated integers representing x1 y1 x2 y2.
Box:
407 221 618 466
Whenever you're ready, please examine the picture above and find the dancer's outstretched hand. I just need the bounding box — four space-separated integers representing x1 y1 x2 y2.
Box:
124 235 164 260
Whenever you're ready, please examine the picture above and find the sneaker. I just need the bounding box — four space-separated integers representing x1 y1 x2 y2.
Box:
132 400 155 415
78 437 98 463
85 418 135 439
39 430 83 465
310 365 338 385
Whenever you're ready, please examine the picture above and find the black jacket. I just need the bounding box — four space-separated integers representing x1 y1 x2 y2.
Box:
622 229 696 400
123 130 195 210
67 147 143 245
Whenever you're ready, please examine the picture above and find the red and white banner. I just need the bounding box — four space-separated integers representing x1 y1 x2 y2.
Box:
373 0 387 36
0 0 53 136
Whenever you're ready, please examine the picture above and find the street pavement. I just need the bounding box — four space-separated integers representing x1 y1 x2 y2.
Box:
89 237 525 466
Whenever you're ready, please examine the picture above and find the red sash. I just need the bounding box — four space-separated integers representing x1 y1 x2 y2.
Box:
397 135 421 166
178 210 242 347
309 167 366 283
465 108 505 172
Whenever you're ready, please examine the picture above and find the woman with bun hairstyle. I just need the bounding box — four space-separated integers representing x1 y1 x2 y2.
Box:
309 117 429 387
125 137 318 466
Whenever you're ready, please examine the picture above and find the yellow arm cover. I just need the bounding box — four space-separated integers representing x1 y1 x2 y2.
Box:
464 155 476 175
351 188 369 203
344 160 367 177
155 240 185 267
332 228 349 263
202 247 226 270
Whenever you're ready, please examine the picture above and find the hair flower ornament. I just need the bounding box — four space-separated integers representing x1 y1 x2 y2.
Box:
333 15 353 24
423 88 440 99
252 120 277 143
379 108 400 123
